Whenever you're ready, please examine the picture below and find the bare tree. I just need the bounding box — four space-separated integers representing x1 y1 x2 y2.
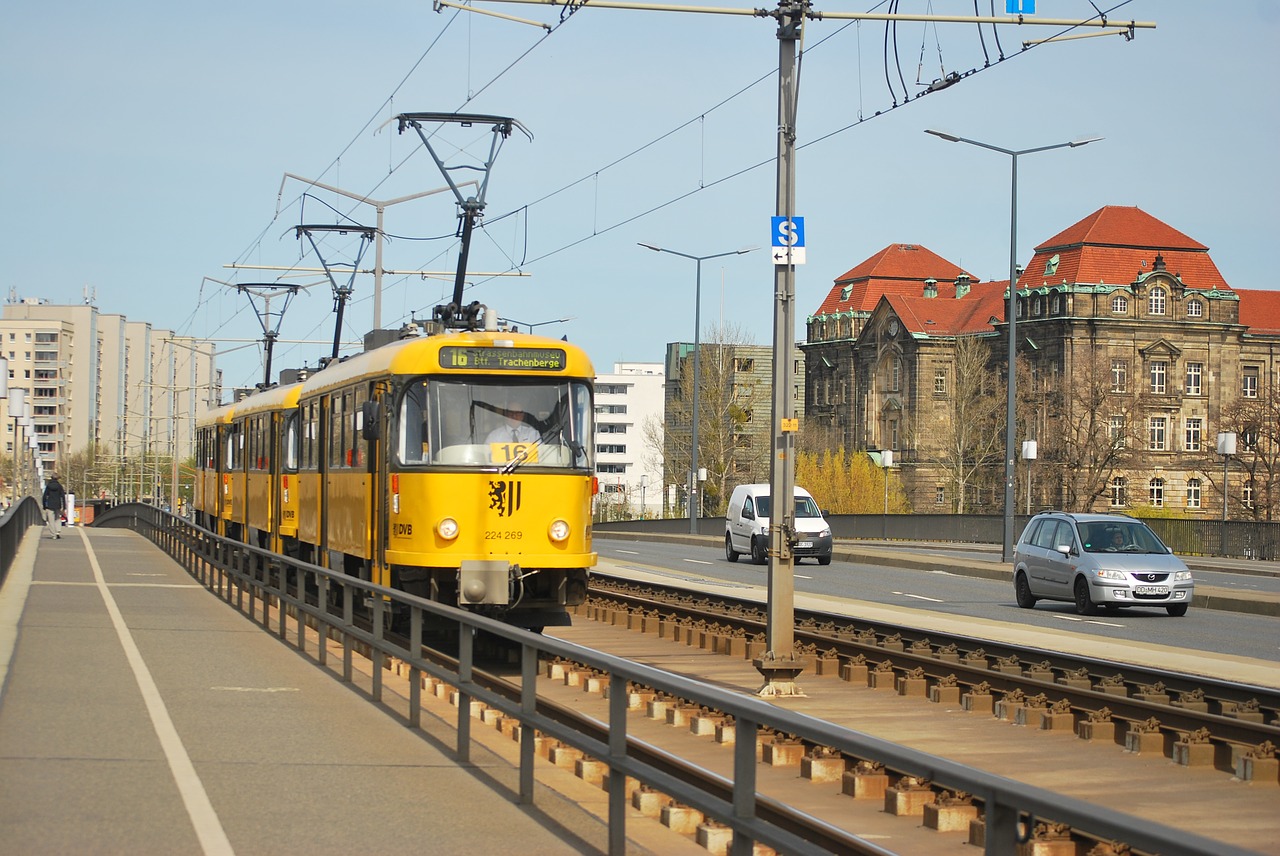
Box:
1218 391 1279 521
929 335 1004 513
661 323 767 517
1038 350 1152 512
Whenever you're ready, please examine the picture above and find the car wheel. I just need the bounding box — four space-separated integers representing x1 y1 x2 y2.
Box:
1073 577 1096 615
1166 603 1189 617
725 534 739 563
817 553 832 566
751 537 767 565
1014 573 1037 609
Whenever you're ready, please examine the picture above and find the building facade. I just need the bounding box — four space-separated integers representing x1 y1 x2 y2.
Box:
803 206 1280 519
663 340 805 518
2 298 220 499
594 361 666 519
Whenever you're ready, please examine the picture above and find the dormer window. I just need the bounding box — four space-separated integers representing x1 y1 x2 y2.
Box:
1111 295 1128 314
1148 286 1167 315
840 284 853 301
1044 254 1059 276
1050 294 1061 314
1186 298 1203 318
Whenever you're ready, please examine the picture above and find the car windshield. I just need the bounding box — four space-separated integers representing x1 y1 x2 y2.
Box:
1080 520 1168 554
751 495 820 518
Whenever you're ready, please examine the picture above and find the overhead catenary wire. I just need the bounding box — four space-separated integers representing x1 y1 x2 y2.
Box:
207 0 1142 390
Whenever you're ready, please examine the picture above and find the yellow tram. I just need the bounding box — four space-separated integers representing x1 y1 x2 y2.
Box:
195 320 596 628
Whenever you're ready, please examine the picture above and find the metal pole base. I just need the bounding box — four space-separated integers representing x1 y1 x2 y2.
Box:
753 654 810 698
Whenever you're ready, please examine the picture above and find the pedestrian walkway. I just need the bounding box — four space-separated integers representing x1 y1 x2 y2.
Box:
0 526 641 855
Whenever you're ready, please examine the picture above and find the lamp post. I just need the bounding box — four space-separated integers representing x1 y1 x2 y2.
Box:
925 129 1102 562
638 242 757 535
880 449 893 540
639 474 648 520
498 316 576 335
1217 432 1236 555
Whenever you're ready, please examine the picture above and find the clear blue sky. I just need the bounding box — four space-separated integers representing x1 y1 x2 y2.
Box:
3 1 1276 397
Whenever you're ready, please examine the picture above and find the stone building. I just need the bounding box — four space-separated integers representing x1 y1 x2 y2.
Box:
803 206 1279 518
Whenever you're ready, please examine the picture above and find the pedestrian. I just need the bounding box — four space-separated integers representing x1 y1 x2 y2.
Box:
42 474 66 540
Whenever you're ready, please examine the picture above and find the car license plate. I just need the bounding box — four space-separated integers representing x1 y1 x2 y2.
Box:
1135 585 1169 595
797 541 812 548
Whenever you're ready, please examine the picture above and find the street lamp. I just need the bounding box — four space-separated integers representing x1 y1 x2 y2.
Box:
498 316 576 335
638 242 758 535
925 129 1102 562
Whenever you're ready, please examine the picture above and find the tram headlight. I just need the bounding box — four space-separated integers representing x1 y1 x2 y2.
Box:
437 517 459 540
549 519 570 542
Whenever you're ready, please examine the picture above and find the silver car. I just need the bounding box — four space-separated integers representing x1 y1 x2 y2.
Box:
1012 512 1194 617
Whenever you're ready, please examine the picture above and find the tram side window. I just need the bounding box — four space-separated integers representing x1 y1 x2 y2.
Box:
283 413 299 472
351 386 368 468
397 382 429 464
328 394 345 469
302 400 319 470
225 425 242 470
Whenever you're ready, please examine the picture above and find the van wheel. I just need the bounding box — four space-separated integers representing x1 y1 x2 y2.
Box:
1073 577 1096 615
817 553 832 566
1015 573 1037 609
751 537 768 565
1166 603 1189 617
725 534 739 563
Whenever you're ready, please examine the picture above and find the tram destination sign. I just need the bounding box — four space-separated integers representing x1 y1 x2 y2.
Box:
439 346 567 372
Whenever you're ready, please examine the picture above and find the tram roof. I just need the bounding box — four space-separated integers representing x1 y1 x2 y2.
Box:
297 329 595 397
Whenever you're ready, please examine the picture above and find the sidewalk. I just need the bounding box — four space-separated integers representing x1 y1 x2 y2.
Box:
0 527 622 855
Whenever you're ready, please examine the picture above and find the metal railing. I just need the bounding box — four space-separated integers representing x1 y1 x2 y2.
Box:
0 497 44 588
94 503 1250 856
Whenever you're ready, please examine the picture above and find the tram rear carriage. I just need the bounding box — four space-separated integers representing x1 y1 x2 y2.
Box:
298 328 597 628
194 402 236 535
234 382 303 553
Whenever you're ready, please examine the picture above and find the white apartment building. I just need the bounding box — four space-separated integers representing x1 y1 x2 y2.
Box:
594 361 665 519
2 298 219 495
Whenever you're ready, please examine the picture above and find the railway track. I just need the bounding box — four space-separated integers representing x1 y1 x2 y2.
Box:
586 572 1280 774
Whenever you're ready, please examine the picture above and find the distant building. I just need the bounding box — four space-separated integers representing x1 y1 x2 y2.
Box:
803 206 1279 518
663 340 804 517
594 362 665 519
1 298 219 496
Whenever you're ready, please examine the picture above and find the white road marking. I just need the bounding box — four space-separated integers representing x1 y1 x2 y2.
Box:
76 528 235 856
614 549 640 555
893 592 944 602
682 558 713 565
795 574 813 580
1053 615 1125 628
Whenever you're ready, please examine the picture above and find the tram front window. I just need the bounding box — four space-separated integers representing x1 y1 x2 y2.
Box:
396 378 593 469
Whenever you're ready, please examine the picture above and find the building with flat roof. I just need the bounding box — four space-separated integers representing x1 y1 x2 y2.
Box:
594 361 665 519
2 298 219 501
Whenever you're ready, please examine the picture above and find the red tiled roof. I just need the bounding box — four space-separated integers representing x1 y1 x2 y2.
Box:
813 243 976 316
1037 205 1206 252
1026 206 1229 291
886 281 1007 337
1237 288 1280 335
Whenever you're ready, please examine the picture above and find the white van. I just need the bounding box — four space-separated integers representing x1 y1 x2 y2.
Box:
724 484 833 565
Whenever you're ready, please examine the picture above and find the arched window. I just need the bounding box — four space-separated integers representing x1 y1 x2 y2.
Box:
1186 299 1204 318
1149 477 1165 508
1111 295 1128 314
1050 294 1062 314
1148 286 1167 315
1110 476 1128 507
1186 478 1201 509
